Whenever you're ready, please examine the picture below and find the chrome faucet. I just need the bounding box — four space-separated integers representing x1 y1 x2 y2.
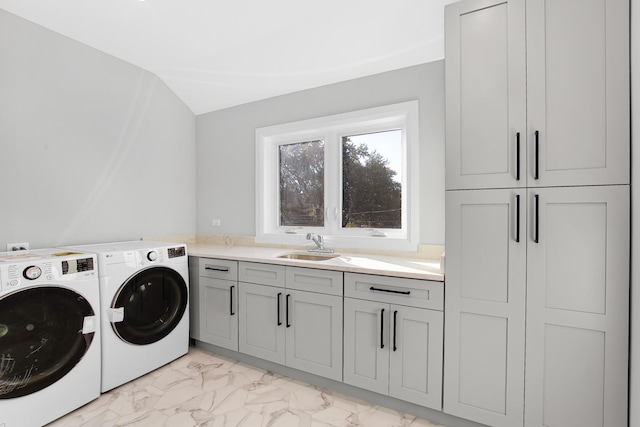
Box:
306 233 334 253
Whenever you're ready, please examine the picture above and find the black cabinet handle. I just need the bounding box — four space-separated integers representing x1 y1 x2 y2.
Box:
286 294 291 328
380 309 385 349
277 293 282 326
393 310 398 352
516 132 521 181
230 286 235 316
534 130 540 180
515 194 520 243
205 266 230 272
534 194 540 244
370 286 410 295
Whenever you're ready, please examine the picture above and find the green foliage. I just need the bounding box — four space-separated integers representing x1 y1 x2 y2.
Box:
342 139 401 229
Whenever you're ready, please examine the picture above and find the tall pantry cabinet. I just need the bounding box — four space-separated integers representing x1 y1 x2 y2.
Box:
443 0 630 426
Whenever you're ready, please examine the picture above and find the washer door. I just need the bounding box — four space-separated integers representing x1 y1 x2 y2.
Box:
111 266 187 345
0 287 95 399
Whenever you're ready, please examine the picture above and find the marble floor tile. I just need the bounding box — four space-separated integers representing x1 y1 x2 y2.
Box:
47 347 447 427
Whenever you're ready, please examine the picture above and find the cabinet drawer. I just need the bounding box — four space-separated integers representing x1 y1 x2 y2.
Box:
345 273 443 310
239 262 286 287
199 258 238 281
286 267 343 295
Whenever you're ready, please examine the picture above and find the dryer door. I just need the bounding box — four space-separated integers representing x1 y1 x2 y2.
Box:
0 287 95 399
111 266 188 345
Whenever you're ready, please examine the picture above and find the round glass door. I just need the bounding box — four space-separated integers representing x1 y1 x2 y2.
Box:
111 266 187 345
0 287 95 399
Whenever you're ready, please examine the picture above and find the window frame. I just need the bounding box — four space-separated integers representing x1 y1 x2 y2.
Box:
256 101 419 251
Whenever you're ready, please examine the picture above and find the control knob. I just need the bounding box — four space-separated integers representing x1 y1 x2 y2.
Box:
147 251 158 262
23 265 42 280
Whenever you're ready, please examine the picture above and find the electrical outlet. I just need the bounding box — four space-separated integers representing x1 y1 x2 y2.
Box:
211 219 221 227
7 242 29 251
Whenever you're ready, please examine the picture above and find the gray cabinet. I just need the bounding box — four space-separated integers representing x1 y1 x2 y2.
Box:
524 185 629 427
445 0 526 190
343 273 444 410
445 0 629 425
444 185 629 427
443 189 526 426
238 262 343 381
446 0 629 190
526 0 629 188
238 281 285 362
189 257 239 351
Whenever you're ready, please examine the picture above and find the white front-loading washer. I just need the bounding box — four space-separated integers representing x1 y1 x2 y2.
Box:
63 241 189 392
0 249 100 427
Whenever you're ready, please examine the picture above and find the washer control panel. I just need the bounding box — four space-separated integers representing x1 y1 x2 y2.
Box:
0 253 96 291
167 246 186 259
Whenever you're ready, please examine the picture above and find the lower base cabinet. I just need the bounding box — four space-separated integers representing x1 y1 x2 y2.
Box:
189 257 239 351
191 259 446 416
343 273 444 410
238 265 343 382
200 277 238 350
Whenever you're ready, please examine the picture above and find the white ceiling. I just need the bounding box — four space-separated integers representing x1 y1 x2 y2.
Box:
0 0 456 115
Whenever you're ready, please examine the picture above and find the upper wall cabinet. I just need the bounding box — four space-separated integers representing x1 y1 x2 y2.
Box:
446 0 629 190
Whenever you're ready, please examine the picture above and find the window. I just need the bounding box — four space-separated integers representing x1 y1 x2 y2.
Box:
256 101 419 251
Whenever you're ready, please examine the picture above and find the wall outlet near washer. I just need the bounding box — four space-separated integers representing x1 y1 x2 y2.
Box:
211 219 221 227
6 242 29 251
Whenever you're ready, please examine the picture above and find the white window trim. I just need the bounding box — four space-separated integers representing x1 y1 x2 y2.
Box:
256 101 419 252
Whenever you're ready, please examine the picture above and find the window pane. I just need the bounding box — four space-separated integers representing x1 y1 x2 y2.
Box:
342 130 402 229
279 140 324 227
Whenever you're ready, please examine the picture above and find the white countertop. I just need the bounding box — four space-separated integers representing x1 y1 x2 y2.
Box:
187 243 444 282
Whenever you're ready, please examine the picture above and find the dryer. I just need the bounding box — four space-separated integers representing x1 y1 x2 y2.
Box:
0 249 100 427
63 241 189 392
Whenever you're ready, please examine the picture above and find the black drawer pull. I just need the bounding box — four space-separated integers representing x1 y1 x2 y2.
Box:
534 194 540 244
516 132 521 181
286 294 291 328
534 130 540 180
205 266 230 272
515 194 520 243
277 293 282 326
370 286 410 295
380 308 385 349
393 310 398 352
229 286 235 316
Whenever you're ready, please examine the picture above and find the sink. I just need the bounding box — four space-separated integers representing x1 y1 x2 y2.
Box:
277 252 339 261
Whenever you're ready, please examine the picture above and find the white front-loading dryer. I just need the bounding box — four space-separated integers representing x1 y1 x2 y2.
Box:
0 249 100 427
63 241 189 392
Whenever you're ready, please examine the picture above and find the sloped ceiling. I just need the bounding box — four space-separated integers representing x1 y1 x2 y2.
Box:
0 0 456 115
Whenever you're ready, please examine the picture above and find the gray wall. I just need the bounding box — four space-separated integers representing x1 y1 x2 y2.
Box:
196 61 446 246
0 10 197 250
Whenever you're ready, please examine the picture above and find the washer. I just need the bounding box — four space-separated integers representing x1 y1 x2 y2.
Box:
63 241 189 392
0 249 100 427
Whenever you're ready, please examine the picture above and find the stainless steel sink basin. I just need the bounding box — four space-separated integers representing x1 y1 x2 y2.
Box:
277 252 339 261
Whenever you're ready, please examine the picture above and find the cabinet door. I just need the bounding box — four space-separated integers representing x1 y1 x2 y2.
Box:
284 290 343 381
388 305 443 410
444 189 527 427
238 282 285 364
343 298 389 395
526 0 629 187
445 0 526 190
199 277 238 351
525 185 629 427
